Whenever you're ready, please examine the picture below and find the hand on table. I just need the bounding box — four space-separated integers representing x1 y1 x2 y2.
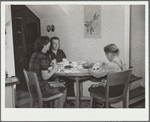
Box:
91 83 104 87
48 66 53 71
91 84 99 87
49 82 65 87
53 64 58 72
48 61 57 72
52 59 56 64
50 59 56 65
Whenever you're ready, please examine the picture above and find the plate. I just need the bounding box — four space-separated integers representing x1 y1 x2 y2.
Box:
57 62 63 65
64 65 73 69
82 63 94 69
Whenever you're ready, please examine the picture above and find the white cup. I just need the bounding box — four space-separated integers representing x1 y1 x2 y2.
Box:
72 62 78 67
63 61 69 66
62 58 67 62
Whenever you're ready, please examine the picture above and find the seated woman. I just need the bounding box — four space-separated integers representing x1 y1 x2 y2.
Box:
88 44 125 107
28 36 67 107
46 37 75 97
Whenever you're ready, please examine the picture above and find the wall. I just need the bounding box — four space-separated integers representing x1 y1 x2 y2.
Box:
41 5 126 96
130 5 145 88
5 5 15 77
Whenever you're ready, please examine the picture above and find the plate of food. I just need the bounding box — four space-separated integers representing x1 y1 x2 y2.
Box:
57 62 63 65
64 65 73 69
82 62 94 69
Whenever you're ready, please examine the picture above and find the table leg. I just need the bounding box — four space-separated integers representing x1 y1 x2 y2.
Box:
76 77 80 108
80 82 83 97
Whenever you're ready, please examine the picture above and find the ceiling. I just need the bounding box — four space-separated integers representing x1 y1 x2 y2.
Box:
26 5 68 19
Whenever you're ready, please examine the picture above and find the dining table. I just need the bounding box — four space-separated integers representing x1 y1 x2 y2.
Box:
53 62 142 108
54 62 93 108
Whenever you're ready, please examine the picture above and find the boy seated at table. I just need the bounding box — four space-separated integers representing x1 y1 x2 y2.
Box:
88 44 126 107
46 37 75 105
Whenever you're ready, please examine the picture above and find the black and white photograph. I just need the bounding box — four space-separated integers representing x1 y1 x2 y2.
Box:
2 1 149 121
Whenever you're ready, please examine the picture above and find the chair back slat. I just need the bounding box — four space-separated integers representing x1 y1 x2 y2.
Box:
23 69 30 93
23 69 65 108
107 70 131 86
105 70 131 107
23 69 32 98
23 70 42 101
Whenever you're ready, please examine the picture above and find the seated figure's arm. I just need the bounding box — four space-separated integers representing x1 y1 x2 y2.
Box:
41 68 56 80
40 56 57 80
89 65 109 78
89 62 115 78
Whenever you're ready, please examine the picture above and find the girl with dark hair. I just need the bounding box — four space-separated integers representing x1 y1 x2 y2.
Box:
29 36 67 107
88 44 125 107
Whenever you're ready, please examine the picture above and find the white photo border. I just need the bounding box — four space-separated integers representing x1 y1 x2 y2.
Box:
1 1 149 121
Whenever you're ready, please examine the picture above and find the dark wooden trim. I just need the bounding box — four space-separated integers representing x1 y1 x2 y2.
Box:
5 80 20 87
129 75 142 84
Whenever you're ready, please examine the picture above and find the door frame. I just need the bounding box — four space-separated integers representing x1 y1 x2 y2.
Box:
124 5 130 69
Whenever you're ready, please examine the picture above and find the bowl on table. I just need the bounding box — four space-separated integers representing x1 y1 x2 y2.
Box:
64 65 73 69
57 62 63 65
63 65 74 73
82 62 94 69
72 61 78 68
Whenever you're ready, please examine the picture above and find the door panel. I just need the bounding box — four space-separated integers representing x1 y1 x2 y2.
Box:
11 5 40 91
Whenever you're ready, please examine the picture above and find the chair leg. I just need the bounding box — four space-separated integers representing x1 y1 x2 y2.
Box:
90 96 93 108
58 96 63 108
49 101 53 108
30 98 33 108
105 102 109 108
39 100 43 108
62 89 67 107
54 99 59 108
123 100 127 108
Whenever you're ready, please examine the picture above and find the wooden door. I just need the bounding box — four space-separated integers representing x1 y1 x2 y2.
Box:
12 17 28 91
11 5 41 91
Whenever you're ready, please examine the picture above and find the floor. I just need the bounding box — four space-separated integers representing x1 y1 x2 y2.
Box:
16 97 145 108
65 99 145 108
16 90 145 108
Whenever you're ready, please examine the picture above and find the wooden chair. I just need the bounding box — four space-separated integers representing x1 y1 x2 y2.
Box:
23 69 64 108
90 70 132 108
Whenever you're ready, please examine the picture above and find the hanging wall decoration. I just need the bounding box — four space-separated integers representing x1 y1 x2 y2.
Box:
51 25 55 32
84 5 101 38
47 25 55 32
47 25 51 32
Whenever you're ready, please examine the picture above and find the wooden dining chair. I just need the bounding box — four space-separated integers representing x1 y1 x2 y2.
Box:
89 70 132 108
23 69 64 108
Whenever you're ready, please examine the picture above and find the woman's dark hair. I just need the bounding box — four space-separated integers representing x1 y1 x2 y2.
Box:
33 36 50 51
49 36 60 51
104 44 119 54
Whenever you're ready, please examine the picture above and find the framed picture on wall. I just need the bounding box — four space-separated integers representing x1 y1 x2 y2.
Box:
84 5 101 38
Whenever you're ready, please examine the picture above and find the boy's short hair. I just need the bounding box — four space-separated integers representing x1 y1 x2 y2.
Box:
104 44 119 54
33 36 50 51
51 37 60 43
